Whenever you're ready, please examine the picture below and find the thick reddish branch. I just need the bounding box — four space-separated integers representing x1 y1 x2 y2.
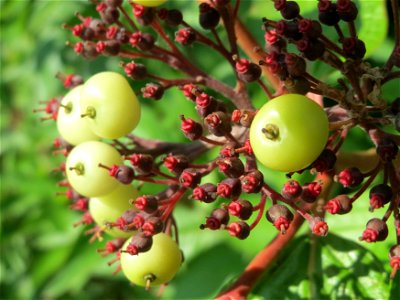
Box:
215 213 305 300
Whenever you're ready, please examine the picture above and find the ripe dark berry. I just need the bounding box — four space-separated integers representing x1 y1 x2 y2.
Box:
217 157 245 178
336 0 358 22
141 216 164 236
175 27 196 45
163 154 189 175
342 37 366 59
282 180 302 200
312 149 337 172
195 93 219 118
276 20 302 41
227 221 250 239
129 154 154 174
310 217 329 236
240 170 264 194
201 207 230 230
280 1 300 19
376 138 398 162
134 195 158 213
231 109 256 128
360 218 388 242
318 0 340 26
297 38 326 61
337 167 364 188
199 3 220 30
129 32 155 51
284 53 306 77
159 9 183 27
192 183 217 203
301 182 322 203
284 76 310 95
217 178 242 199
141 83 164 100
298 19 322 39
325 195 352 214
228 199 253 220
369 184 393 210
266 204 294 234
180 116 203 140
115 165 135 184
235 58 262 82
124 232 153 255
124 62 147 80
204 111 232 137
179 168 202 188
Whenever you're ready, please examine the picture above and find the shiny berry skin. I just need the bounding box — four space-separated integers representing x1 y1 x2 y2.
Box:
89 184 139 238
66 141 123 197
56 85 99 145
249 94 329 172
131 0 167 7
80 72 141 139
120 233 182 287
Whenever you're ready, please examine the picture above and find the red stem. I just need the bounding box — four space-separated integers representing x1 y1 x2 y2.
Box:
215 213 305 300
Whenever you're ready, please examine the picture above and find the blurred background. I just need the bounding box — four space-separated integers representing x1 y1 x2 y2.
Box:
1 0 398 299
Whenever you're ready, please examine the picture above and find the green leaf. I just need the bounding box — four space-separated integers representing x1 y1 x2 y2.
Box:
253 234 390 299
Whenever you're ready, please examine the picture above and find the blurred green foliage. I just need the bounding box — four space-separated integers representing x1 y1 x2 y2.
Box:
0 0 398 299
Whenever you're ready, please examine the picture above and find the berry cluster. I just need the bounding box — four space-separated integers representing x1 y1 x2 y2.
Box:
36 0 399 295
